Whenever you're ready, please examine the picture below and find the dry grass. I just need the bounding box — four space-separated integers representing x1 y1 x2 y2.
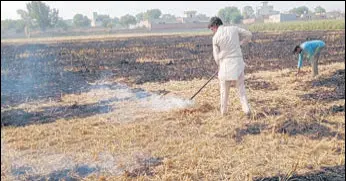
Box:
1 62 345 181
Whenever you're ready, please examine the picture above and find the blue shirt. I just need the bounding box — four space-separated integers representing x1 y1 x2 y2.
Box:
297 40 326 68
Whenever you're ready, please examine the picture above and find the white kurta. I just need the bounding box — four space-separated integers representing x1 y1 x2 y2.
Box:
212 25 252 80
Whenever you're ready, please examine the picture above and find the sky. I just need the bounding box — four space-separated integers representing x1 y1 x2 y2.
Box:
1 1 345 20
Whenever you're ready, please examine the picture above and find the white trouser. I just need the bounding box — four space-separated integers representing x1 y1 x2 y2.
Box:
219 71 250 115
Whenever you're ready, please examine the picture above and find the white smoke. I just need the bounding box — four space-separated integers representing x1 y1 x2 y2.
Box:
89 80 195 112
140 95 194 111
1 81 195 180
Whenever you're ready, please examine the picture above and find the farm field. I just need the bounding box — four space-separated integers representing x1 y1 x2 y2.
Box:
248 19 345 32
1 30 345 180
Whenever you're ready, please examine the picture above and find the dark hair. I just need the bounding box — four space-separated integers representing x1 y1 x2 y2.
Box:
293 45 301 54
208 16 223 28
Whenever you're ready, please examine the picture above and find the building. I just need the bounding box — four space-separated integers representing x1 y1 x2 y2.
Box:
136 19 208 31
300 11 313 21
314 12 327 19
91 12 102 27
326 11 344 19
299 11 328 21
134 10 209 30
176 11 209 23
242 18 256 25
255 1 280 18
242 7 255 19
132 19 173 29
265 13 297 23
184 11 197 18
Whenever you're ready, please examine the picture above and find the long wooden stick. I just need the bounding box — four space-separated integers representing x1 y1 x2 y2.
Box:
190 71 218 100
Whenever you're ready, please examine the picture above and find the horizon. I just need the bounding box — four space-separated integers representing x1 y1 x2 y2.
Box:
1 1 345 21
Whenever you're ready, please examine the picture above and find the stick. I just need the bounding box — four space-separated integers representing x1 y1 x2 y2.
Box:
190 71 218 100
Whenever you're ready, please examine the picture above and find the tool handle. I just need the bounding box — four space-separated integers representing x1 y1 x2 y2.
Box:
190 71 218 100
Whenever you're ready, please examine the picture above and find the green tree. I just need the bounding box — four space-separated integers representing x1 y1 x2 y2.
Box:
315 6 326 14
17 9 32 26
17 1 60 31
161 14 176 20
1 19 26 33
289 6 309 16
120 14 137 28
108 17 120 29
196 14 208 21
97 14 112 28
113 17 120 25
136 12 145 22
73 14 91 27
106 17 120 31
16 9 33 37
49 8 59 27
144 9 162 21
242 6 254 19
218 6 243 24
55 18 69 30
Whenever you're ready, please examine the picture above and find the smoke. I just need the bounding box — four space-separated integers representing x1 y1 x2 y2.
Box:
1 45 195 179
1 131 121 180
140 95 194 111
91 80 194 112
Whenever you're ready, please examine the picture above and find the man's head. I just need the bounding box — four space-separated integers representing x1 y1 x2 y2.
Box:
293 45 302 54
208 16 223 33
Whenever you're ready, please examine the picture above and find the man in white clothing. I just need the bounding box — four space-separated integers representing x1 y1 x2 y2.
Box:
208 17 252 117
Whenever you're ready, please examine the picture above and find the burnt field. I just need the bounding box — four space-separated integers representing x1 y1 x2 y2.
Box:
1 30 345 107
1 30 345 180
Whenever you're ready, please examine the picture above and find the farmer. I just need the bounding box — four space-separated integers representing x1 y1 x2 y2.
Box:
208 17 252 117
293 40 326 77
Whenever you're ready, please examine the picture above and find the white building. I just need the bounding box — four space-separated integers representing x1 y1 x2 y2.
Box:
184 11 196 18
299 11 327 21
265 13 297 23
176 11 208 23
255 1 280 17
131 19 170 29
326 11 345 19
135 10 209 29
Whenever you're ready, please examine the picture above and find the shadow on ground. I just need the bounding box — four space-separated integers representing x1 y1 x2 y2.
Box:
12 164 98 181
275 119 344 140
300 69 345 102
232 123 268 142
253 165 345 181
1 102 112 127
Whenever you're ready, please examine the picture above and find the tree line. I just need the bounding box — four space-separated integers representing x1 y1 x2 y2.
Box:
1 1 328 36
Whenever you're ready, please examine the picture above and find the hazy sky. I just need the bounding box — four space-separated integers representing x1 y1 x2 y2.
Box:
1 1 345 20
